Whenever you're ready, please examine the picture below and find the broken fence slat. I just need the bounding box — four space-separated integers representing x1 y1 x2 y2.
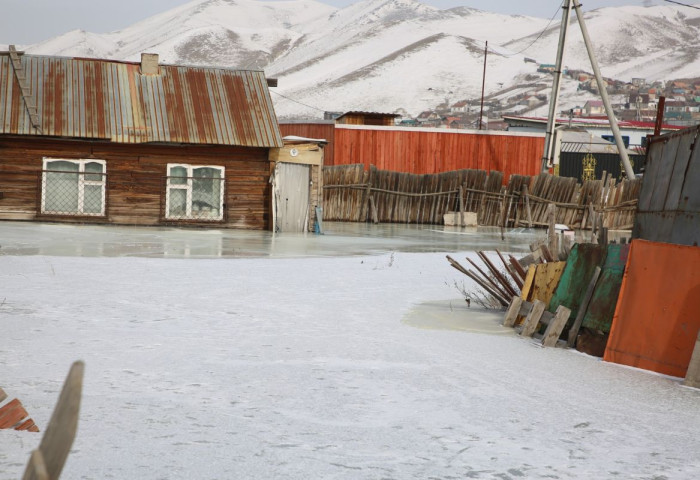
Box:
22 450 49 480
521 300 546 338
464 269 510 307
508 255 528 279
542 306 572 348
467 257 511 300
503 296 523 328
477 251 519 298
568 266 603 347
36 361 84 480
496 249 523 290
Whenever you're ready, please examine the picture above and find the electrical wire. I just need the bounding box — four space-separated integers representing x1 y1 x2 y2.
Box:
664 0 700 10
270 90 326 113
501 0 566 57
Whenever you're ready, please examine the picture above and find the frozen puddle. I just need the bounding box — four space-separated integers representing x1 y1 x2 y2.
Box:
402 299 513 335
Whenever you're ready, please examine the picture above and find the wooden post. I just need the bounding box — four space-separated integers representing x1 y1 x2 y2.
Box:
369 195 379 224
361 181 372 222
24 361 84 480
683 331 700 389
521 299 546 337
459 185 465 227
547 203 557 259
542 305 572 347
503 296 523 328
499 186 507 240
567 266 602 347
523 184 533 228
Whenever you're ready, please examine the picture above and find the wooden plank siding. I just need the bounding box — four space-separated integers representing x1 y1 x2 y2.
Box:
279 123 544 179
333 126 544 177
0 137 271 229
279 123 336 166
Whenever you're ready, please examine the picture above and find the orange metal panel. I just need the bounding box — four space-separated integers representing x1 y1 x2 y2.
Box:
604 239 700 377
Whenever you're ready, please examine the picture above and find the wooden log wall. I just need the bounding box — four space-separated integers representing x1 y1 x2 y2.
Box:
0 137 272 229
323 165 642 229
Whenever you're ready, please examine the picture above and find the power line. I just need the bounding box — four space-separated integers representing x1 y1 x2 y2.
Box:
664 0 700 10
270 90 326 113
502 1 565 58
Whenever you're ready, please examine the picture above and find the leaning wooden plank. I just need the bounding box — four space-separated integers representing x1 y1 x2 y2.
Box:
22 450 49 480
683 331 700 389
520 265 536 302
446 255 470 276
463 270 510 307
503 296 523 328
0 387 6 403
539 244 555 263
568 266 602 347
542 306 572 347
521 300 546 337
508 255 528 279
477 251 519 298
466 257 511 300
32 361 84 480
496 250 523 290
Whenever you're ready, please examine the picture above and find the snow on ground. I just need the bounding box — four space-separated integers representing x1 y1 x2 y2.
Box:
1 222 699 479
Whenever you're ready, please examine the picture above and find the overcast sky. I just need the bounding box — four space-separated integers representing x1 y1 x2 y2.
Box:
2 0 667 45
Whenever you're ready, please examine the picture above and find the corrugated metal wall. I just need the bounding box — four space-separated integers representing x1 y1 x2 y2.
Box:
634 125 700 246
281 123 544 177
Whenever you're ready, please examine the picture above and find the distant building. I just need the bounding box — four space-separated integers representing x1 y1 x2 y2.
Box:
583 100 605 116
502 115 684 147
450 100 470 114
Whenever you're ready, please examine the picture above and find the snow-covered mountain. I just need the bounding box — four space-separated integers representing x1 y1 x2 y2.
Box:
9 0 700 119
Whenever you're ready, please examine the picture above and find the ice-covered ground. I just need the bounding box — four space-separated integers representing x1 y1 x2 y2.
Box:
1 222 699 479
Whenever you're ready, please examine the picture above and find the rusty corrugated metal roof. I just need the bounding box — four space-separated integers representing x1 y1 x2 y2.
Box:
0 53 282 147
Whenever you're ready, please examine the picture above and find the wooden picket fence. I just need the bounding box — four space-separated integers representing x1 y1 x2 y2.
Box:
323 165 640 230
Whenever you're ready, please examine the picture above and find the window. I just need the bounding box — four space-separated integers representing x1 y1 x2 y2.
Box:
165 164 225 221
41 158 106 216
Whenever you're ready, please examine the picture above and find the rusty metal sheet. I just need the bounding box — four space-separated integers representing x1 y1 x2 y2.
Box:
548 243 607 322
604 239 700 378
581 243 630 333
634 126 700 247
0 53 282 148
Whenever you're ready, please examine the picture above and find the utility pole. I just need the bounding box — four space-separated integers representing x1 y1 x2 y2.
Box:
479 41 487 130
541 0 572 173
572 0 635 180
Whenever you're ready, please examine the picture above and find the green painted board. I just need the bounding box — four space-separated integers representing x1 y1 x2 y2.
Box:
548 243 607 322
582 243 631 333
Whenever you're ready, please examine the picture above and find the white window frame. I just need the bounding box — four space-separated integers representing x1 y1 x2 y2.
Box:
41 158 107 216
165 163 225 221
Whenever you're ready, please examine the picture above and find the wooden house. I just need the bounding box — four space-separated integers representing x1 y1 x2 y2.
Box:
0 49 282 229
